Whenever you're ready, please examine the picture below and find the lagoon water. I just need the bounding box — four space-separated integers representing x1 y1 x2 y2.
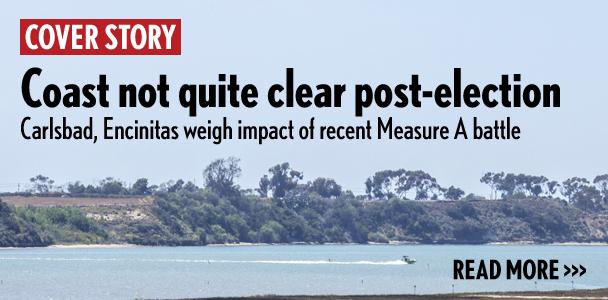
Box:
0 245 605 300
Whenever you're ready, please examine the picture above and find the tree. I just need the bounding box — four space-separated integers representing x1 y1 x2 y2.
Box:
365 169 405 199
546 181 560 197
399 170 442 200
571 185 602 211
280 185 324 210
167 179 185 193
131 178 150 195
480 172 504 200
309 177 342 198
523 175 549 197
366 169 443 200
99 177 127 195
258 221 286 243
481 172 559 199
497 173 518 197
67 181 86 195
593 174 608 205
203 157 241 196
484 172 521 198
562 177 590 202
84 184 99 194
445 186 465 201
258 175 270 197
29 175 55 193
260 163 303 198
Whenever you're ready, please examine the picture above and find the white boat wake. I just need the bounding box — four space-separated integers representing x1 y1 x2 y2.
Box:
204 259 409 265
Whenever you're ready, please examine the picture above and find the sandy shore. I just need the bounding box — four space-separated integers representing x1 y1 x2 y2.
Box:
171 289 608 300
0 241 605 250
548 242 608 246
47 243 136 249
32 242 608 249
487 242 608 246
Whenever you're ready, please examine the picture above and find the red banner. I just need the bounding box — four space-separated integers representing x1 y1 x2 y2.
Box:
20 19 181 55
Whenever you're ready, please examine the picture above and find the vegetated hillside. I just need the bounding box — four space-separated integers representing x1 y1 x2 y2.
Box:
363 198 606 244
83 190 607 246
0 201 51 247
7 160 607 247
1 192 606 247
0 200 108 247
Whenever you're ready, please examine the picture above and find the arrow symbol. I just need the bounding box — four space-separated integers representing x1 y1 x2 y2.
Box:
564 265 571 276
579 265 586 276
571 265 579 276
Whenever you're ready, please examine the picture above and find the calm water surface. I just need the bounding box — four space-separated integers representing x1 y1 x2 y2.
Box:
0 245 605 300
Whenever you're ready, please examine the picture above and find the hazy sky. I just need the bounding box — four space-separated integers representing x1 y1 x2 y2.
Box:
1 0 607 196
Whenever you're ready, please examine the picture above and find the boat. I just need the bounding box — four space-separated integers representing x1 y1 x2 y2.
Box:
402 255 416 264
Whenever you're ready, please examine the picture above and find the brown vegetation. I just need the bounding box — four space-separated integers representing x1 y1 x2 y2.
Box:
1 195 153 207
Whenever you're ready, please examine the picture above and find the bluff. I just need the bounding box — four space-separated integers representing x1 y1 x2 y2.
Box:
1 194 606 247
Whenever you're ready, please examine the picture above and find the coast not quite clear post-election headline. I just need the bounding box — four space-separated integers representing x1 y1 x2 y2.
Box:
21 67 559 116
18 19 560 145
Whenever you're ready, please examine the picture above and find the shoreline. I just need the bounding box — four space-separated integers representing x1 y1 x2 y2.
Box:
0 241 606 250
47 243 137 249
171 288 608 300
59 241 608 248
